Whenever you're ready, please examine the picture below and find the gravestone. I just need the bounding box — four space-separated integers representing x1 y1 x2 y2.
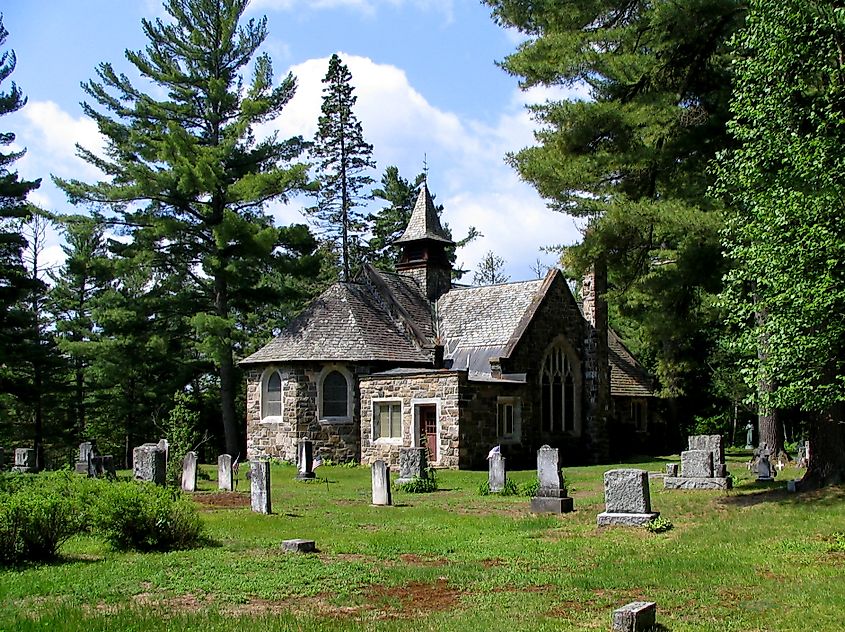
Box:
371 460 392 506
218 454 233 491
529 445 574 513
744 422 755 449
181 451 198 492
756 444 774 481
597 469 659 527
282 539 316 553
250 460 271 514
12 448 36 473
665 463 678 477
88 455 116 479
612 601 657 632
688 434 728 477
396 447 428 485
75 441 95 474
665 435 732 491
488 452 506 493
133 443 166 485
296 439 316 480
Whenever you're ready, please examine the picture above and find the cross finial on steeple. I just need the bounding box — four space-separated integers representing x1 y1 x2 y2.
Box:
423 153 429 182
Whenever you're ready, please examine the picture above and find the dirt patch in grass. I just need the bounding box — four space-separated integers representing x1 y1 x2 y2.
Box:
193 492 250 509
395 553 448 567
361 578 462 618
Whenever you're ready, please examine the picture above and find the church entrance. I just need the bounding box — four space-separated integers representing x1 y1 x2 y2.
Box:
418 404 438 462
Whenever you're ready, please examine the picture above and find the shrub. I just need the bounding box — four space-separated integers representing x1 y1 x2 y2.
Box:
478 477 520 496
645 516 674 534
396 468 438 493
161 391 200 487
519 477 540 497
95 481 204 552
829 532 845 553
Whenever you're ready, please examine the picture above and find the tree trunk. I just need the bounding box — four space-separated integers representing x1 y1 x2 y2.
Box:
589 256 610 463
755 304 785 457
215 273 240 457
799 402 845 490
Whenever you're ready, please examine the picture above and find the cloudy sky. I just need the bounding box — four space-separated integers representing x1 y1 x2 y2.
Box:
3 0 587 281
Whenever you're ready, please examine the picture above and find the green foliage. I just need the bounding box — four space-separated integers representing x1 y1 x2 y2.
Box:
161 391 200 487
395 468 438 493
94 481 204 552
829 532 845 553
519 477 540 497
478 477 520 496
645 516 674 534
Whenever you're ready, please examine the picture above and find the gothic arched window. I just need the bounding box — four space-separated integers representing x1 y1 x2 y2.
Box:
540 343 580 434
262 370 283 419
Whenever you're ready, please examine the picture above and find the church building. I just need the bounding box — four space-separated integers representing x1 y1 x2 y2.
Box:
241 185 657 468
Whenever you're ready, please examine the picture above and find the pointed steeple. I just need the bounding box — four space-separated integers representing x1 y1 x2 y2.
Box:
395 184 454 245
395 183 453 302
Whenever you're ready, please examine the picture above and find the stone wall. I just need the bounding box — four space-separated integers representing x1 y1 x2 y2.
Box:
360 371 463 468
245 362 367 463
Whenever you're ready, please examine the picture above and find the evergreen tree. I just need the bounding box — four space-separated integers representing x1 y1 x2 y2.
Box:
56 0 312 456
473 251 510 286
715 0 845 487
485 0 744 420
308 54 376 282
0 17 42 432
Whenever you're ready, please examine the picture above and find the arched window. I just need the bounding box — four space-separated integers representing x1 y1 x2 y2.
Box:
540 342 580 434
262 370 283 419
321 370 349 418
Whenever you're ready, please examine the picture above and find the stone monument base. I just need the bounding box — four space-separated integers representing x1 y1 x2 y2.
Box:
597 511 659 527
530 495 574 513
756 476 774 482
664 476 731 490
11 466 35 474
296 471 316 480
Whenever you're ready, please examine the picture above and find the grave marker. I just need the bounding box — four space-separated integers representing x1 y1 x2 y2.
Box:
12 448 36 473
597 469 659 527
296 439 316 480
218 454 233 491
371 460 392 506
529 445 573 513
250 460 271 514
488 450 506 493
396 447 427 485
181 451 198 492
133 443 166 485
612 601 657 632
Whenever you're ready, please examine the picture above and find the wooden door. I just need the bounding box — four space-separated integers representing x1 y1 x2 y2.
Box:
420 405 438 462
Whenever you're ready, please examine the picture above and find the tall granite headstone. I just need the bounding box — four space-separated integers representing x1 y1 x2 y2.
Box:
665 434 732 490
250 460 271 514
181 451 198 492
371 460 392 506
756 444 774 481
396 447 428 485
597 469 659 526
75 442 94 474
488 452 506 493
218 454 233 491
296 439 316 480
688 434 728 478
133 443 166 485
529 445 573 513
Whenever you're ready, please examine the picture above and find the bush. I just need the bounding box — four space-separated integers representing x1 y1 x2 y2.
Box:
161 391 200 488
519 477 540 497
645 516 674 534
95 481 204 552
0 476 87 565
395 468 438 493
478 477 520 496
829 532 845 553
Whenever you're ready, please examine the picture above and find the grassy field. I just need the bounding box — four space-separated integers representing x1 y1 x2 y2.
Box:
1 454 843 631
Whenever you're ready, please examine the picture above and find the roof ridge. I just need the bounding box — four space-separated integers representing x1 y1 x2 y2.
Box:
394 183 455 245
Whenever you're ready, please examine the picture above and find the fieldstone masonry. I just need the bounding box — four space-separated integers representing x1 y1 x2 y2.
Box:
397 447 428 484
665 434 732 490
181 451 198 492
371 460 392 506
597 469 659 527
250 460 271 514
530 445 574 513
488 451 505 493
133 443 166 485
218 454 233 491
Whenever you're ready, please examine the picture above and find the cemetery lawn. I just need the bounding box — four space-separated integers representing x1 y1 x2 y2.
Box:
1 457 844 631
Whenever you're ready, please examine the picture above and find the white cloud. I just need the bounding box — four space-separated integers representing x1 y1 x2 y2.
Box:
248 0 454 22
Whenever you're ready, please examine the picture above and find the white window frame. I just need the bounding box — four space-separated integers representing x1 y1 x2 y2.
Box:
317 364 354 423
260 368 285 423
411 398 441 459
497 396 522 444
372 398 403 444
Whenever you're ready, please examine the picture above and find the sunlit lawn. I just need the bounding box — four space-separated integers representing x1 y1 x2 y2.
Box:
1 455 843 631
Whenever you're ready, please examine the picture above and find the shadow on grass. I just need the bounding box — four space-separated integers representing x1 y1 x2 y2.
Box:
719 483 845 508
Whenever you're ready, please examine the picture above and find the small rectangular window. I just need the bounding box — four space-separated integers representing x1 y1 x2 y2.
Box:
374 401 402 439
497 397 521 442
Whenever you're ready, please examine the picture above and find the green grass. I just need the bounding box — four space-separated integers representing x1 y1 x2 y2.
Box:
1 455 843 631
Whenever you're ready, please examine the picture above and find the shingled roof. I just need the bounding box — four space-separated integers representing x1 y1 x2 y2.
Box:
240 281 432 365
394 184 454 245
608 330 655 397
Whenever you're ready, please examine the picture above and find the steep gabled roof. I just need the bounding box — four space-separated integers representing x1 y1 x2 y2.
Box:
394 184 454 245
608 330 655 397
240 281 431 365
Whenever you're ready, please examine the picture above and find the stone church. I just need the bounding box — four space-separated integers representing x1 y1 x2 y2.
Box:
241 185 657 469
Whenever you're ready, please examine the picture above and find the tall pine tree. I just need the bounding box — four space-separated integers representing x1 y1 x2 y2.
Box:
308 54 376 282
57 0 312 456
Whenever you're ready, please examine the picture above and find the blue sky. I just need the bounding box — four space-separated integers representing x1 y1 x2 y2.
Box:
4 0 586 281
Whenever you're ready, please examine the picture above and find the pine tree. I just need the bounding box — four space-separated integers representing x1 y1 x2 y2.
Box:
56 0 312 456
473 251 510 286
308 54 376 282
485 0 744 421
0 17 42 431
715 0 845 487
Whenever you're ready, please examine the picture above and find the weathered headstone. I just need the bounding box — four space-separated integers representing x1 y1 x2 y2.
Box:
181 451 198 492
250 460 271 514
597 469 659 527
688 434 727 478
133 443 166 485
488 452 506 493
396 447 428 484
282 538 316 553
218 454 233 491
296 439 316 480
665 463 678 477
12 448 37 473
75 441 94 474
157 438 169 471
529 445 573 513
371 460 392 506
665 435 732 490
756 444 774 481
612 601 657 632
